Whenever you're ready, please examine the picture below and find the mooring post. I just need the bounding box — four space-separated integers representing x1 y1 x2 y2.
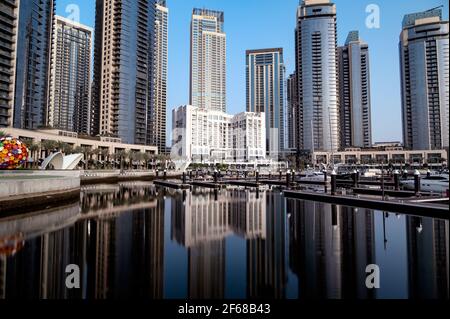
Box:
394 170 400 191
182 172 187 184
414 170 421 196
256 170 260 184
352 169 358 188
286 170 291 187
331 170 337 195
279 170 282 181
323 170 328 183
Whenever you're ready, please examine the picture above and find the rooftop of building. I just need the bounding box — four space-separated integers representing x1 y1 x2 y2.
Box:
192 8 224 22
402 7 443 28
246 48 283 55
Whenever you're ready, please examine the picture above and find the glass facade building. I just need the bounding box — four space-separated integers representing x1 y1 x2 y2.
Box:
400 8 449 150
246 48 285 157
148 1 169 153
190 8 226 112
295 0 340 152
48 16 92 134
338 31 372 149
92 0 161 145
12 0 54 129
0 0 19 128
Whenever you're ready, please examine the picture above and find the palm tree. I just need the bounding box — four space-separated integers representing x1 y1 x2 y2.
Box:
143 152 151 170
0 130 6 138
115 150 126 171
40 140 57 158
100 148 110 169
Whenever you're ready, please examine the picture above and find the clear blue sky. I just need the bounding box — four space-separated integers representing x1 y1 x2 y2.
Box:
56 0 449 144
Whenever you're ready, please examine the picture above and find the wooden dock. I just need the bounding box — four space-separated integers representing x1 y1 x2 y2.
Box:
154 180 190 190
284 190 449 220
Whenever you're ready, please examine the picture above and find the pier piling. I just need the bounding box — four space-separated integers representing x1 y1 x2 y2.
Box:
331 170 337 195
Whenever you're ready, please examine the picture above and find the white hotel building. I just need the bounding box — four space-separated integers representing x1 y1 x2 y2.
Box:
172 105 266 165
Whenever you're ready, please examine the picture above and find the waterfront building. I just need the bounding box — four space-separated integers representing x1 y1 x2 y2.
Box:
246 48 286 157
48 16 93 135
0 0 19 128
400 8 449 150
295 0 340 152
172 105 266 165
91 0 163 145
4 0 55 130
2 128 158 161
148 1 169 154
312 145 447 169
190 9 226 112
338 31 372 149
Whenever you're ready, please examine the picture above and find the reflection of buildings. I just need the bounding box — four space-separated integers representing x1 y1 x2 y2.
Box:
247 191 286 299
2 182 165 299
171 189 286 299
288 200 375 299
406 217 449 299
171 189 267 299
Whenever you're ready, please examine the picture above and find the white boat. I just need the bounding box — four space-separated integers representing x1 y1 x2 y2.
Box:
362 169 382 178
401 174 449 193
299 171 326 182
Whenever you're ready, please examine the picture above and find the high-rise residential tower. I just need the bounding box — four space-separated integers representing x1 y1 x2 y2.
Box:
287 73 299 150
295 0 339 152
400 8 449 150
190 8 226 112
148 0 169 153
48 16 93 134
246 48 285 157
0 0 19 128
338 31 372 149
8 0 55 129
91 0 161 145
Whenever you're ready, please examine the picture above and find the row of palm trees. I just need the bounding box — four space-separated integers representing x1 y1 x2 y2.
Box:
20 139 171 170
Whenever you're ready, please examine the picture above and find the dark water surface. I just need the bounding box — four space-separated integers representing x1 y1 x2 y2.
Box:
0 182 448 299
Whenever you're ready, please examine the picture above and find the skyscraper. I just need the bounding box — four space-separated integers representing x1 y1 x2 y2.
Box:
48 16 93 134
286 73 299 150
338 31 372 149
295 0 339 152
190 8 226 112
11 0 55 130
400 8 449 150
91 0 161 145
246 48 285 156
0 1 19 128
148 1 169 153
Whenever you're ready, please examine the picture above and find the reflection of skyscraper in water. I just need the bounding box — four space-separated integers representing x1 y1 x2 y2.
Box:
247 191 286 299
340 206 375 299
170 189 268 299
89 192 165 299
0 257 6 299
406 217 449 299
288 200 375 299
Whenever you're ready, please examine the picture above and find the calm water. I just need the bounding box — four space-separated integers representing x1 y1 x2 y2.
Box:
0 182 448 299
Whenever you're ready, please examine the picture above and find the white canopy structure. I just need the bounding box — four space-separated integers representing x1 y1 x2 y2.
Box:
40 152 83 170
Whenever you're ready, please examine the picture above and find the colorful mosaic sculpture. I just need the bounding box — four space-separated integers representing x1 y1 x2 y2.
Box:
0 137 29 169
